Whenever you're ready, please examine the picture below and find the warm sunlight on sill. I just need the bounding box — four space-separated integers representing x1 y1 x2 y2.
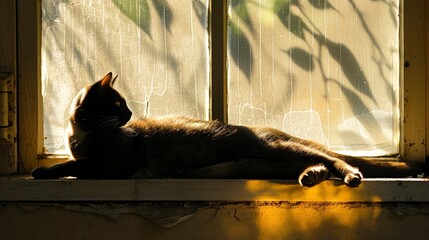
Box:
1 178 429 202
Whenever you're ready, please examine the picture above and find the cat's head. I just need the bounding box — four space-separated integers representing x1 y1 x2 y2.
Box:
71 73 132 131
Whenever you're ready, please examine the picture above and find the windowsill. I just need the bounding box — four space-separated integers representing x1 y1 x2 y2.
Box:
1 177 429 202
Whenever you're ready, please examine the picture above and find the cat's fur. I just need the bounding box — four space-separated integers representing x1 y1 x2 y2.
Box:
32 73 427 187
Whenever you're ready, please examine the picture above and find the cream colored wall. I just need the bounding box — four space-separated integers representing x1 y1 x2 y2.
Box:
1 202 429 240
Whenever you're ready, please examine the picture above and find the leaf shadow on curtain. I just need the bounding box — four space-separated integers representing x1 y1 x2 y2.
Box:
277 0 394 148
111 0 174 38
42 0 210 152
228 0 399 149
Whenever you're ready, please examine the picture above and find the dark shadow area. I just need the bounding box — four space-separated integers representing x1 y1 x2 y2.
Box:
283 47 314 72
228 20 253 80
193 0 208 27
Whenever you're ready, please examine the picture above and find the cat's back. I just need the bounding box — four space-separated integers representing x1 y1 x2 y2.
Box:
125 116 228 138
124 117 242 172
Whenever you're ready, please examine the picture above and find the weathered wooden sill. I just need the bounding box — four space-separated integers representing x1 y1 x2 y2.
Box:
1 177 429 202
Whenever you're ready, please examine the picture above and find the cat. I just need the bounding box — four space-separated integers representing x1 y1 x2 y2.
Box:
32 73 427 187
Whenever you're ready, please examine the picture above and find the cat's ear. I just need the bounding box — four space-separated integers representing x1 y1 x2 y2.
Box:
100 72 113 88
112 74 118 86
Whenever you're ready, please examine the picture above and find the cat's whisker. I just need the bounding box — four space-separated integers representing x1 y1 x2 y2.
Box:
92 117 121 137
96 120 117 132
106 122 120 136
93 115 119 123
91 116 119 123
93 117 118 127
78 110 120 119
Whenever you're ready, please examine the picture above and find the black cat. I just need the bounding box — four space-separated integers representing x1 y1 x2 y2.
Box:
32 73 427 187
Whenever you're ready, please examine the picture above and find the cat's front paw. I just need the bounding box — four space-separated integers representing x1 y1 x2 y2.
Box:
31 167 50 179
344 171 363 188
299 165 331 187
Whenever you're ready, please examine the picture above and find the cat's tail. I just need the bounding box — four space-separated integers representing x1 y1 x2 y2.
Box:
340 155 428 178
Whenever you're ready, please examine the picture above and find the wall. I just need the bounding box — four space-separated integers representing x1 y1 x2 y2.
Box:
1 202 429 240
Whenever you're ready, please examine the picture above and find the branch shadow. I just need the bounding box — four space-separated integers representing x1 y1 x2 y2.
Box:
314 35 378 106
228 20 253 80
274 0 308 40
228 0 398 152
42 0 399 153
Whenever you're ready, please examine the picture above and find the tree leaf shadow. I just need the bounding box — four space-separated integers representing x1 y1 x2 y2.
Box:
228 20 253 81
315 35 378 106
273 0 307 40
283 47 315 72
330 79 387 144
307 0 342 15
42 0 69 21
192 0 208 28
149 0 173 33
230 0 254 33
112 0 152 38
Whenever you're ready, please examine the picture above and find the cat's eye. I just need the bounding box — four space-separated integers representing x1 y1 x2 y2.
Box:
115 101 121 107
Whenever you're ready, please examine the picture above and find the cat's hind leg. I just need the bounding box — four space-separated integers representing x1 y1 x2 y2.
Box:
299 163 362 187
342 169 364 187
263 140 363 187
298 164 331 187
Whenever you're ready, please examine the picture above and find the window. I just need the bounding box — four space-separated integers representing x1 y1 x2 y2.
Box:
42 0 210 154
12 0 429 174
227 0 400 156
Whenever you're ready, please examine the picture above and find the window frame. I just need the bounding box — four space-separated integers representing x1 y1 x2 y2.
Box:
1 177 429 202
15 0 428 174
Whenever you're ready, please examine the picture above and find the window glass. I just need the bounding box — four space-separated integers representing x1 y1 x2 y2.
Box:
227 0 400 156
42 0 210 153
